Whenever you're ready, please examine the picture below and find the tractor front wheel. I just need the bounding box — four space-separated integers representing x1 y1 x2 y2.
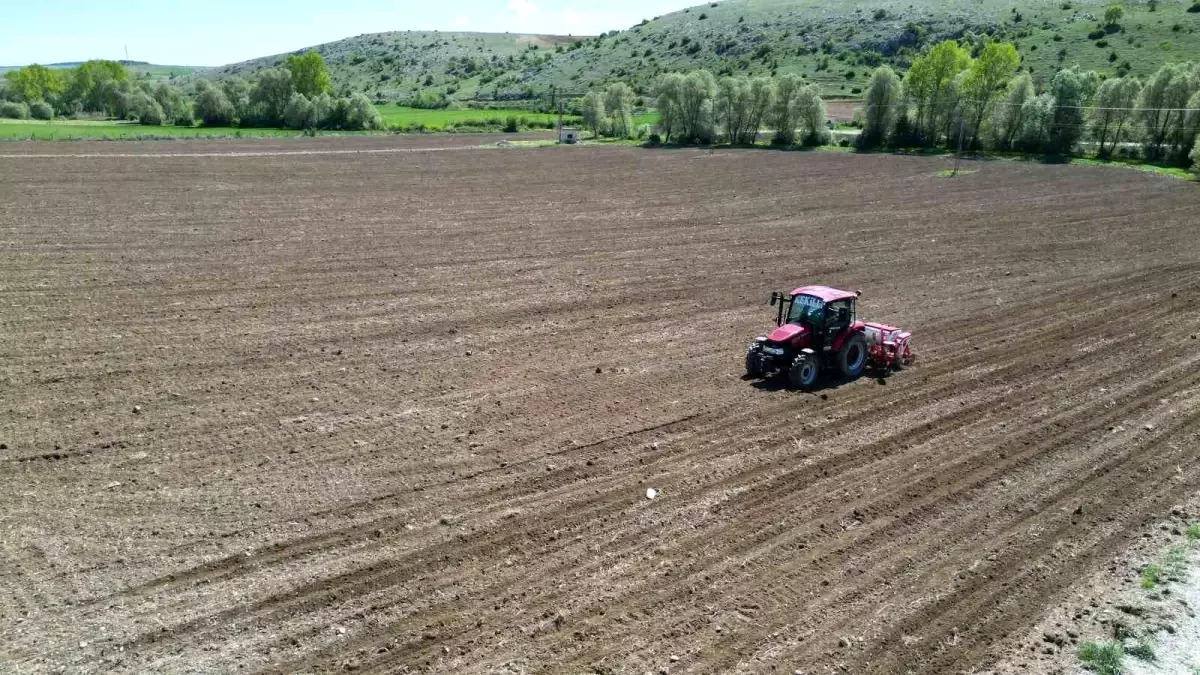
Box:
838 333 868 379
789 354 819 390
745 349 764 378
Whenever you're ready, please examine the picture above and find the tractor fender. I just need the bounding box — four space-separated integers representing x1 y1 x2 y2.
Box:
830 322 867 352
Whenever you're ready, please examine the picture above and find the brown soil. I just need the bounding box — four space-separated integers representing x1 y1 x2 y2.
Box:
1 140 1198 674
824 99 859 123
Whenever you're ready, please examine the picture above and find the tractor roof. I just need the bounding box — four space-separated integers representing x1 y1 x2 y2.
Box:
790 285 858 302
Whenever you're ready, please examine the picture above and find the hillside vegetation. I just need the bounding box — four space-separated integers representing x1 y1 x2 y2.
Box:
209 32 582 104
201 0 1200 102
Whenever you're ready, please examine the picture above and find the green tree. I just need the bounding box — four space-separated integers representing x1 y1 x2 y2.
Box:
194 81 235 126
991 73 1035 149
1182 89 1200 163
28 100 54 120
861 66 903 148
4 64 67 105
746 77 774 144
248 68 294 126
653 73 685 142
678 70 717 143
286 51 334 98
0 101 30 119
1018 93 1056 152
717 76 750 144
345 92 383 130
604 82 635 138
1137 63 1198 161
134 92 165 126
582 91 607 138
221 76 251 119
796 84 829 146
904 40 972 144
67 60 130 113
1091 76 1142 156
1104 4 1125 27
152 83 188 121
962 41 1020 147
1047 67 1098 154
283 93 316 129
311 93 335 129
770 73 804 145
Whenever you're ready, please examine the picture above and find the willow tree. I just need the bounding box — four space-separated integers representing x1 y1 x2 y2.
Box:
860 66 903 148
771 74 804 145
1090 76 1142 157
991 73 1035 149
905 40 972 144
962 42 1020 147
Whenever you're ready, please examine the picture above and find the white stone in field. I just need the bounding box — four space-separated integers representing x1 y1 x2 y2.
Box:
646 488 657 500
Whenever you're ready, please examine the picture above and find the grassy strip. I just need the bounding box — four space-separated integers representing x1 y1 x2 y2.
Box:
0 121 303 141
376 105 576 131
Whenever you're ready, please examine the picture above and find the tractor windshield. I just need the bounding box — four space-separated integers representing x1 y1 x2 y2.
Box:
787 294 826 327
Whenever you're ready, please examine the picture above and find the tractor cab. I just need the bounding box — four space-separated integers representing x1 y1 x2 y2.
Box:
771 286 860 349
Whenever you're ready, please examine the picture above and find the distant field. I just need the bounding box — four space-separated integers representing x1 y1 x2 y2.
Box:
376 105 573 129
0 106 580 139
0 105 574 139
0 120 301 141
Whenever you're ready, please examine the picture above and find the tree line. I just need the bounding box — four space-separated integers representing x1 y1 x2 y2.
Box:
580 71 830 148
860 40 1200 167
580 38 1199 169
1 52 382 131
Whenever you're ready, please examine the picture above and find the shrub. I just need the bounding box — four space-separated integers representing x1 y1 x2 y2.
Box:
1078 641 1123 675
29 100 53 120
283 93 316 129
194 84 235 126
648 132 662 145
1189 1 1200 11
504 115 519 132
0 101 30 119
137 97 165 126
1140 564 1162 588
345 92 382 130
173 110 195 127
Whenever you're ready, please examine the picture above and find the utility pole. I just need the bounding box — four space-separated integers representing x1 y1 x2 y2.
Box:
952 117 966 177
554 86 564 143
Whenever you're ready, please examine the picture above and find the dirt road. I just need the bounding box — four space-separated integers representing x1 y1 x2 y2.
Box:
1 140 1197 673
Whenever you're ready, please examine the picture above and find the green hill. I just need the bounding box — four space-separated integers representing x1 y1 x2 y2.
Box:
202 32 585 101
206 0 1200 101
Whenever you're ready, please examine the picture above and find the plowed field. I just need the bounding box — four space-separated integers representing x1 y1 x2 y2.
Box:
2 138 1198 674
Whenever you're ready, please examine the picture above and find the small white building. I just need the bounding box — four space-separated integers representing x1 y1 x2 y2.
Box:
559 128 580 144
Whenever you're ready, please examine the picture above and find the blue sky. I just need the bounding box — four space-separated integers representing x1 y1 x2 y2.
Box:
1 0 701 67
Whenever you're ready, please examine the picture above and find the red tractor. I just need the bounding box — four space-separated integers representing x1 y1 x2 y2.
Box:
745 285 913 390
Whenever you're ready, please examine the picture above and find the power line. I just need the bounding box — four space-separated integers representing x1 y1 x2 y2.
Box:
862 99 1200 112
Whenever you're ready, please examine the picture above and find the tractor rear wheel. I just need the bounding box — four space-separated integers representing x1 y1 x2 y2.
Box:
838 333 868 379
789 354 819 390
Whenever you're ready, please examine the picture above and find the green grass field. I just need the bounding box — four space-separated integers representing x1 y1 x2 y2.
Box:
0 104 584 139
0 119 302 141
375 105 571 129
